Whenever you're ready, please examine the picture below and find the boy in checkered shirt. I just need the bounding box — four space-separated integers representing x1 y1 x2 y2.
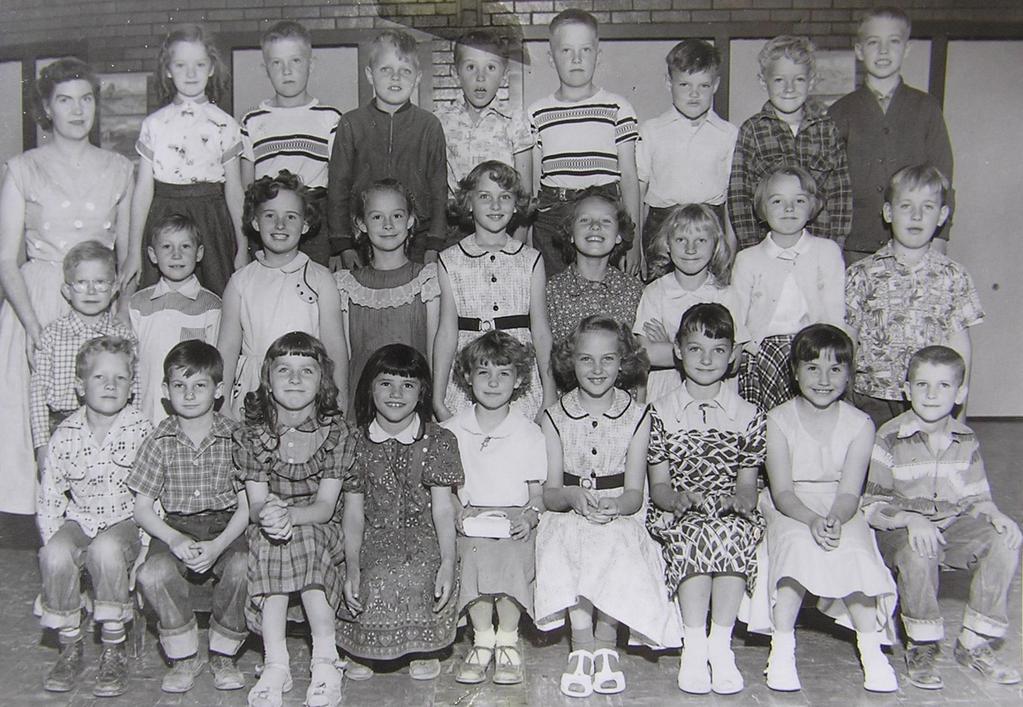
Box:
31 241 137 471
128 340 249 694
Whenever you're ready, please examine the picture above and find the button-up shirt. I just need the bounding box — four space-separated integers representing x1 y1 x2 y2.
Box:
37 405 152 544
637 109 738 208
435 96 531 196
652 380 755 435
127 413 240 514
863 410 992 529
845 244 984 400
30 310 137 449
728 99 852 249
136 95 243 184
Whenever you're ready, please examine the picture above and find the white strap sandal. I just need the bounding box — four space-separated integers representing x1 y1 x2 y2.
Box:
592 648 626 694
247 662 293 707
560 649 594 698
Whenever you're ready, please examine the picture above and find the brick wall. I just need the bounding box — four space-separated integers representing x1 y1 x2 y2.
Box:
2 0 1022 109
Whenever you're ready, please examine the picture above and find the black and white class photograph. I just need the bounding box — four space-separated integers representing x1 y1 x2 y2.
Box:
0 0 1019 704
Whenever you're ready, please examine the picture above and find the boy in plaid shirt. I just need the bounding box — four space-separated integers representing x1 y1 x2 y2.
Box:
129 340 249 693
37 336 152 696
31 241 136 470
727 35 851 250
863 346 1020 689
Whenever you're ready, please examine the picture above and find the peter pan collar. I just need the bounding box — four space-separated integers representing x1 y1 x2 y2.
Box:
368 414 421 444
763 230 811 260
457 235 524 259
255 250 310 273
560 387 633 420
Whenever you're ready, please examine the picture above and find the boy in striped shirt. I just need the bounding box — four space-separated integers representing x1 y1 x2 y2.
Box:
524 9 641 278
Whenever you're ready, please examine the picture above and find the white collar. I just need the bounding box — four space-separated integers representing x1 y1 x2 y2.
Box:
368 414 420 444
763 230 810 259
673 381 741 422
151 274 201 300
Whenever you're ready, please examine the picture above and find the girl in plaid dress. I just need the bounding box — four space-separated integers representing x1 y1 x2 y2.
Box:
235 332 356 707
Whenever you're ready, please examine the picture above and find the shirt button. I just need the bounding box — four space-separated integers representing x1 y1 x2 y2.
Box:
591 420 598 428
492 304 499 312
591 447 598 455
491 275 497 283
490 254 496 262
192 459 199 466
287 441 294 448
193 489 201 497
73 220 84 229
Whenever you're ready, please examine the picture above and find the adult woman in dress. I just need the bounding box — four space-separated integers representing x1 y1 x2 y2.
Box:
0 58 134 514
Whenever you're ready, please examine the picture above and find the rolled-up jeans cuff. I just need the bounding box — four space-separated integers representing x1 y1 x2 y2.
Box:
40 604 83 631
93 599 134 624
963 605 1008 639
209 617 248 656
159 616 199 660
903 615 944 642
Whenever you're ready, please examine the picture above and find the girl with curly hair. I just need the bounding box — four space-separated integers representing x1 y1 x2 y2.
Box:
218 171 347 419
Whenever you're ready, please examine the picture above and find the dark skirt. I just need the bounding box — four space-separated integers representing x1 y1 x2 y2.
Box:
141 181 238 295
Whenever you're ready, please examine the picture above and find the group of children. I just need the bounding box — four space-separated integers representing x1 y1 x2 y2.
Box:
19 3 1021 705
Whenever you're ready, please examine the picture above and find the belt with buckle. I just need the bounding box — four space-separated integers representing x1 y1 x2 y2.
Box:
457 314 531 332
564 472 625 490
539 183 621 202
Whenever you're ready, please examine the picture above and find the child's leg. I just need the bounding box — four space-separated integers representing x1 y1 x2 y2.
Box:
38 523 89 692
875 528 944 643
707 575 747 694
846 591 897 691
677 575 713 694
493 597 524 684
568 599 595 651
562 601 597 697
301 588 343 706
250 595 292 702
457 597 496 684
766 578 804 691
209 547 250 657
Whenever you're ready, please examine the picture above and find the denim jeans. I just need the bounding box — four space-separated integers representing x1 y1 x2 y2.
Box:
876 514 1020 642
135 510 249 659
38 519 139 629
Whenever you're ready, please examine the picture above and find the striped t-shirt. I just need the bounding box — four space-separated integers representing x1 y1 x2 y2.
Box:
527 88 639 189
240 98 342 189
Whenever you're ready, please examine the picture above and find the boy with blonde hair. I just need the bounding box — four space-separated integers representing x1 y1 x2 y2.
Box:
524 9 641 277
864 346 1020 689
727 35 851 250
240 20 342 266
845 164 982 429
327 29 447 267
829 7 954 264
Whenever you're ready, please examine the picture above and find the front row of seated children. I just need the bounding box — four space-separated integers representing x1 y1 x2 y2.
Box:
35 313 1020 701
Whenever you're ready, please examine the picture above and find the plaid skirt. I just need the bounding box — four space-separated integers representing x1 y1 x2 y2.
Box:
244 520 345 633
739 334 796 412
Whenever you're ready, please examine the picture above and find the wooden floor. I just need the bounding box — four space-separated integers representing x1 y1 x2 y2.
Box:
1 420 1020 706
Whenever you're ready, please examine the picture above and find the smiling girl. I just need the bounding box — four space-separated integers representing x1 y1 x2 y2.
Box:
217 171 347 419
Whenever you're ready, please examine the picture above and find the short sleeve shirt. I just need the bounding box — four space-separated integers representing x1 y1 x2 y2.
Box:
845 245 984 399
545 265 643 344
435 96 532 195
136 97 243 184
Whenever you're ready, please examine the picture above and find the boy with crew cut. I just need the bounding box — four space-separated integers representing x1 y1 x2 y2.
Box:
129 340 249 694
37 335 152 697
845 164 983 429
328 28 447 268
525 9 641 278
829 7 954 264
637 39 738 259
31 241 137 470
863 346 1020 689
240 20 342 267
727 35 852 250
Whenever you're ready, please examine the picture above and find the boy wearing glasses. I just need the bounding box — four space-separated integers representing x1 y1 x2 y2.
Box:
31 240 137 470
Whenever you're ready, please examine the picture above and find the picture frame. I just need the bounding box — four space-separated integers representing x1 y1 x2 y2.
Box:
97 71 151 162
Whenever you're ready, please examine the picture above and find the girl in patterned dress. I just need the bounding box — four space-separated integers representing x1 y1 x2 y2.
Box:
646 303 765 696
334 179 440 417
751 324 897 693
536 315 682 698
218 172 347 419
434 160 555 422
235 332 356 707
339 344 463 681
129 24 248 295
634 203 743 403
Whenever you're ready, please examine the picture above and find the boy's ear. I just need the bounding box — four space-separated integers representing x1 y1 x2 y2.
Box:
161 381 170 401
882 202 893 224
711 76 722 94
195 244 205 263
364 64 374 86
74 378 85 399
937 204 951 227
214 380 225 400
147 246 159 266
853 41 865 63
954 383 968 406
60 283 73 303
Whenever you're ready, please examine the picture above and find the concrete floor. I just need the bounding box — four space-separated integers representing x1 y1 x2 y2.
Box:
1 420 1020 706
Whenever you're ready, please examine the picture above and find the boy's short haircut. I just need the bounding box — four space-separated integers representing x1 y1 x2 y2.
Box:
163 339 224 385
675 302 735 346
76 335 135 380
549 8 599 36
151 212 203 247
753 165 823 222
261 20 312 50
369 29 419 70
884 163 950 206
665 39 722 79
62 240 116 282
907 345 966 386
758 35 816 77
454 29 510 65
857 6 912 40
453 330 534 402
790 323 854 370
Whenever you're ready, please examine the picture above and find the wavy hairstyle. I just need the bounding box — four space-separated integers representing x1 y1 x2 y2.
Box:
453 330 534 402
453 160 531 232
353 343 433 429
32 57 100 132
156 24 230 105
243 332 341 438
552 315 649 392
243 170 320 242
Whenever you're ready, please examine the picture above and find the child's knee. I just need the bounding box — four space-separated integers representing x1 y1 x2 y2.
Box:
219 549 248 586
135 552 178 591
85 533 132 572
38 539 77 577
894 542 940 575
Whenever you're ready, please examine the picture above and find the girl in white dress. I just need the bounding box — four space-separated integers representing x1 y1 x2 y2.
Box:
217 171 347 418
752 323 897 693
